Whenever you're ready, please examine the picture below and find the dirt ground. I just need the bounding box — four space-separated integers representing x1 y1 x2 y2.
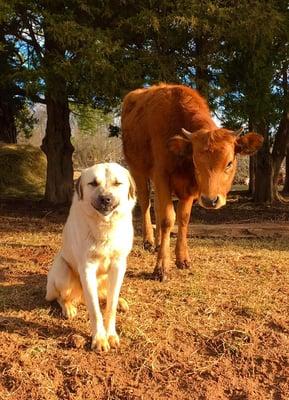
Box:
0 197 289 400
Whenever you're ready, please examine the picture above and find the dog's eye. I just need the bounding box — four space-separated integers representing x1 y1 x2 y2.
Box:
88 180 99 187
114 181 123 186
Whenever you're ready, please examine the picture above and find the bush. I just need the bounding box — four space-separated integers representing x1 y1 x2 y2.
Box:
0 144 46 198
72 128 123 169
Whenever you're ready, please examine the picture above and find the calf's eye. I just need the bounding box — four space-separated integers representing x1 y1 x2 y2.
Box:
226 161 233 169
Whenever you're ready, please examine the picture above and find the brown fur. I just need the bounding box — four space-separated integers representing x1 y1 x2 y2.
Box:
121 84 263 281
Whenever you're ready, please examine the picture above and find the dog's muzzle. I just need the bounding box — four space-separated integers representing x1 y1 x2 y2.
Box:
91 194 118 216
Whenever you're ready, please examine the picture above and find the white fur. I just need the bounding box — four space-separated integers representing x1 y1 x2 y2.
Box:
46 163 136 351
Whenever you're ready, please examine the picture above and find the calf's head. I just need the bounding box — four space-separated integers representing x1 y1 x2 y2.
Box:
168 128 263 209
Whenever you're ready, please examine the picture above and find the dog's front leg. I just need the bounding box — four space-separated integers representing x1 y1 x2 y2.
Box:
105 257 127 348
79 264 109 351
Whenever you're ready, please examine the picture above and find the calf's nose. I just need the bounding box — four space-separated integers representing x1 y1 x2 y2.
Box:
201 195 219 209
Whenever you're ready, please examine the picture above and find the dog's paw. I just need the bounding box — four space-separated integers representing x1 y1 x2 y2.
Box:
63 303 78 319
91 335 110 352
108 334 120 348
118 297 129 312
58 300 78 319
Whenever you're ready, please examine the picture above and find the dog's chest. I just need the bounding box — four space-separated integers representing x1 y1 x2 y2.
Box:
87 240 120 275
86 223 131 266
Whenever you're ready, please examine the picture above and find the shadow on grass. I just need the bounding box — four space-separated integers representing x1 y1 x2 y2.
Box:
0 273 48 313
126 270 157 281
0 315 88 344
0 271 91 346
0 242 55 250
0 198 68 226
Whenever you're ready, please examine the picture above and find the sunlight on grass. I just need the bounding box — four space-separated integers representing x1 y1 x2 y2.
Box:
0 215 289 399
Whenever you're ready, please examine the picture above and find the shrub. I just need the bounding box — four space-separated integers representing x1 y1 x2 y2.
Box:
0 144 46 198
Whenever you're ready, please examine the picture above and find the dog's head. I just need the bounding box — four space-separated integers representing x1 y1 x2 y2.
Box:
75 163 136 219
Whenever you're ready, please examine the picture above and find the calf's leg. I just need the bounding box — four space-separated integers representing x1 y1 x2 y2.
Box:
153 177 175 281
153 189 161 250
131 171 154 251
175 197 194 269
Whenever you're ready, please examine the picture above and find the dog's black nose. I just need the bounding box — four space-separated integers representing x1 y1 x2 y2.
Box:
99 195 113 206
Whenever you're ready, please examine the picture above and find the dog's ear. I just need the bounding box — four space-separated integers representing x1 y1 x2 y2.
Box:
128 172 136 200
75 175 83 200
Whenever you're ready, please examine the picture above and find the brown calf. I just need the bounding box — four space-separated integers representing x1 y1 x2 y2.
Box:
121 84 263 281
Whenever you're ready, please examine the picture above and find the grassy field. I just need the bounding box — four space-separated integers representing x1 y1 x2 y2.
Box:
0 208 289 400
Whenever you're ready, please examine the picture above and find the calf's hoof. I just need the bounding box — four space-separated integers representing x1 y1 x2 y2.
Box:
152 265 168 282
143 240 155 253
154 245 160 253
176 260 191 270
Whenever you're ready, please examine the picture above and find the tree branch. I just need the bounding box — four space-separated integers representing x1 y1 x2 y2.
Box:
26 22 44 60
14 87 46 104
18 11 44 60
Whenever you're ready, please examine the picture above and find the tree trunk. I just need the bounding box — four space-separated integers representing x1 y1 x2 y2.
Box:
0 96 17 143
41 16 74 205
282 148 289 194
248 156 256 195
41 91 74 204
271 112 289 198
254 150 273 203
254 122 273 203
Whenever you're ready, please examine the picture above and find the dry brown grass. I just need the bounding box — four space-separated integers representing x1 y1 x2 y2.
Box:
0 144 46 199
0 211 289 400
72 131 123 169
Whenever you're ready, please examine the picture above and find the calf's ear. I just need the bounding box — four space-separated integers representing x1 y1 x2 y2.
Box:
75 176 83 200
167 135 192 157
235 132 264 156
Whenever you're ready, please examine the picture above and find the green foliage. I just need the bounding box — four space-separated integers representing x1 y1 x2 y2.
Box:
1 0 289 139
72 104 113 136
15 103 37 138
214 0 289 131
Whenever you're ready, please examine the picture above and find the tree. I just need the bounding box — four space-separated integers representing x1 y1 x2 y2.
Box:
5 0 176 203
3 0 137 203
2 0 288 205
216 0 289 203
0 21 24 143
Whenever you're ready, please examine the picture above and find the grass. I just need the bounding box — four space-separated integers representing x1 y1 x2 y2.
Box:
0 144 46 199
0 210 289 400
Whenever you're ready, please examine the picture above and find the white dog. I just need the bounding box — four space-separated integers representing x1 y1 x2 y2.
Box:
46 163 136 351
